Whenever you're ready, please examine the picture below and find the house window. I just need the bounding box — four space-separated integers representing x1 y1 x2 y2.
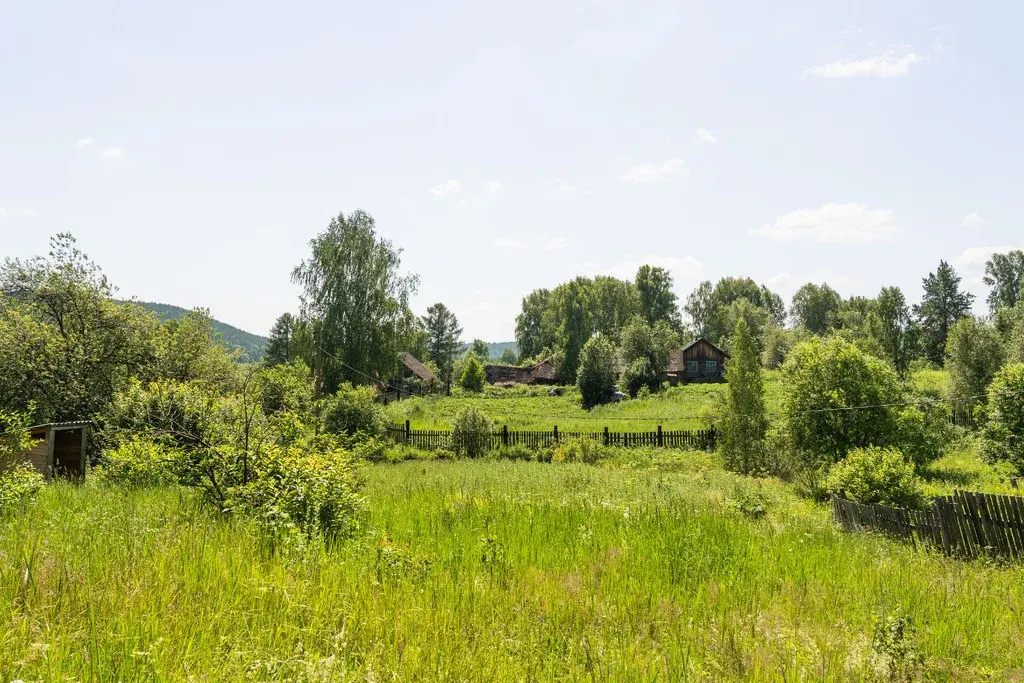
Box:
705 360 717 373
686 360 699 374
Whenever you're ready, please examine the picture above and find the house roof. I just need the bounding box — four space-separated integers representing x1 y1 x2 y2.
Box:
28 421 92 432
681 337 729 356
397 352 436 382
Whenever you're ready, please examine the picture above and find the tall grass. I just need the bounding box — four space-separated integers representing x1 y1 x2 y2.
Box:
2 459 1023 680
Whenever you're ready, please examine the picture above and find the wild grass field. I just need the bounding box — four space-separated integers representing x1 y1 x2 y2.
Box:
3 451 1024 681
385 372 789 432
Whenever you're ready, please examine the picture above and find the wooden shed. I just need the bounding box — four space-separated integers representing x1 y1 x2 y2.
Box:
665 338 728 384
385 352 438 397
18 422 90 480
484 359 558 386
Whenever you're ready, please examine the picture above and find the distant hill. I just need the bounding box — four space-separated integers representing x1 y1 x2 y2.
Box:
487 341 518 361
131 301 268 362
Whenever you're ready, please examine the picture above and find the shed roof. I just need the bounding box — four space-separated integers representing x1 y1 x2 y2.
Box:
397 352 436 382
28 421 92 431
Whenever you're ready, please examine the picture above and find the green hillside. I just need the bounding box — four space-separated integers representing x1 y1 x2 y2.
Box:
132 301 268 362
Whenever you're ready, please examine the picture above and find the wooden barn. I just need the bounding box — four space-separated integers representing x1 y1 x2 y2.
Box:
386 352 438 396
484 359 559 386
665 338 728 384
13 422 90 480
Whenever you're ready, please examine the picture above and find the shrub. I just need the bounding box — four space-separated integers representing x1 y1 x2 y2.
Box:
826 447 926 509
727 484 770 520
577 335 617 409
322 383 384 437
552 437 604 464
0 463 43 516
460 355 486 392
782 337 902 471
94 438 180 487
981 362 1024 473
894 405 951 469
451 407 493 458
229 445 364 542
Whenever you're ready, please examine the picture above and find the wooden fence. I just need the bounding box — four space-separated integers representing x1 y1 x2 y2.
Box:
832 490 1024 560
385 422 717 452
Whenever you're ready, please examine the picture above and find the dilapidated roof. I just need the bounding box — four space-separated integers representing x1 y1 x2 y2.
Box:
397 352 436 382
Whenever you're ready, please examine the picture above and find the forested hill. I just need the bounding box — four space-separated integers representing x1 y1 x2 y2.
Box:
132 301 268 361
487 341 518 360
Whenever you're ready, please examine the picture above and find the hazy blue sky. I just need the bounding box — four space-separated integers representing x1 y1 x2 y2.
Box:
3 0 1023 341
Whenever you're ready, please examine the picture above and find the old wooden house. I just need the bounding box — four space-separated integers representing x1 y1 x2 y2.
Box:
484 359 558 386
388 352 438 396
665 338 728 384
13 422 90 480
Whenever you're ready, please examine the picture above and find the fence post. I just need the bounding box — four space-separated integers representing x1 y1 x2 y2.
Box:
657 425 663 447
503 425 509 446
405 419 411 444
553 425 558 444
603 426 609 446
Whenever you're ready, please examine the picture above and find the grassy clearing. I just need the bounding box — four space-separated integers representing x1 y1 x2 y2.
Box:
3 456 1024 680
385 372 788 431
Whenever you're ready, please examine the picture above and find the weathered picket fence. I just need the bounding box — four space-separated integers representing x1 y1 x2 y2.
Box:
385 422 717 452
832 490 1024 560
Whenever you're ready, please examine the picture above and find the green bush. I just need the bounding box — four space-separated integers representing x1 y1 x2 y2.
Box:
826 446 926 509
94 438 180 487
781 337 902 471
460 355 486 392
451 407 493 458
229 445 364 542
981 362 1024 473
0 463 43 516
894 405 951 469
552 437 604 464
322 383 384 437
576 335 617 409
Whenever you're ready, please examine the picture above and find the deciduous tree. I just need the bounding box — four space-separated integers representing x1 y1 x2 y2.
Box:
292 210 419 394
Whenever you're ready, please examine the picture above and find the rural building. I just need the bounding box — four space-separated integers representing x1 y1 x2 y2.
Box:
12 422 90 480
388 352 438 396
484 359 558 386
665 338 728 384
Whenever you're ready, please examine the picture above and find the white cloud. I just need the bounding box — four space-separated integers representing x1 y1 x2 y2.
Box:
807 48 927 79
619 158 686 184
0 207 36 220
544 237 568 251
101 147 125 160
956 245 1017 271
480 180 503 196
428 179 462 198
549 179 592 198
752 202 901 244
961 212 987 230
694 128 717 144
74 137 95 149
492 237 526 249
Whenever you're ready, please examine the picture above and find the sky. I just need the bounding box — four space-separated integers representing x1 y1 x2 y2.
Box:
3 0 1024 342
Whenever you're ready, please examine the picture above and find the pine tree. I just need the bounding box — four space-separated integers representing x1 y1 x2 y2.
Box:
422 303 462 395
914 260 975 365
265 313 297 366
720 317 767 474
